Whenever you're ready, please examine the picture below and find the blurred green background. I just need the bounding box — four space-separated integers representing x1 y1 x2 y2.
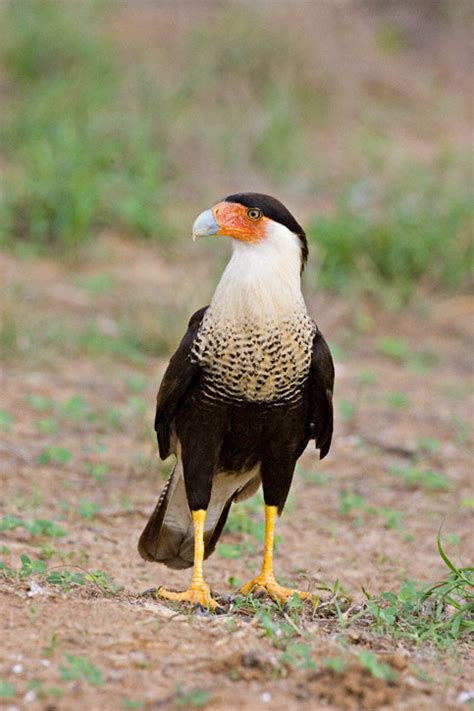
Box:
0 0 472 303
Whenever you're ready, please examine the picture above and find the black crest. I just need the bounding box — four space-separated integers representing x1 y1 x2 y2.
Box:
224 192 308 270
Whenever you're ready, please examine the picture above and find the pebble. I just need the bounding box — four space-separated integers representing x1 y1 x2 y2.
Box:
458 691 474 704
27 580 45 597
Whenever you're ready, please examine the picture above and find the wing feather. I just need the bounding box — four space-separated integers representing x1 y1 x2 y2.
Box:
308 328 335 459
154 306 207 459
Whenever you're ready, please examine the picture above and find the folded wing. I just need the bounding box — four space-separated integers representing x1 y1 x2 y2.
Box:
308 329 335 459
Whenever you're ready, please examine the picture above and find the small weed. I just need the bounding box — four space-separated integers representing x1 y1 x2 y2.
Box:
122 700 144 710
38 447 72 466
78 499 101 519
0 410 13 431
76 273 115 295
339 490 366 517
257 608 299 646
14 485 43 511
85 569 124 595
339 400 355 423
411 666 433 684
338 493 404 530
451 416 469 445
0 552 123 596
173 685 210 708
408 351 438 374
0 562 16 580
350 532 474 646
42 632 58 658
25 681 65 701
389 465 450 491
45 570 86 589
59 395 94 421
379 507 403 530
0 679 16 699
323 656 347 674
34 417 58 434
128 396 148 416
85 463 108 483
416 437 440 454
281 642 316 670
59 654 103 686
358 651 396 682
376 337 409 362
59 547 90 566
356 370 378 386
0 515 66 538
375 339 437 373
217 542 255 559
105 406 124 430
385 391 410 409
26 680 66 701
28 519 67 537
352 312 374 333
39 543 58 560
0 514 24 531
126 374 148 392
300 469 330 486
25 394 55 411
18 554 48 577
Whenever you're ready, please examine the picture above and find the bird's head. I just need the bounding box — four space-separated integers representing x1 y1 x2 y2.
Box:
192 193 308 271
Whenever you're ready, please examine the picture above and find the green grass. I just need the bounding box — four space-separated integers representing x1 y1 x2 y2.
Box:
0 680 16 699
0 0 166 249
308 158 473 301
385 391 410 409
2 285 180 364
376 337 437 371
59 654 103 686
0 552 123 596
0 515 67 538
349 532 473 647
0 410 13 431
173 685 210 708
0 0 470 306
389 464 450 491
338 491 404 531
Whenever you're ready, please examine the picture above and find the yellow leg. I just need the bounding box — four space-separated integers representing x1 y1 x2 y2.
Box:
239 505 315 605
157 510 218 611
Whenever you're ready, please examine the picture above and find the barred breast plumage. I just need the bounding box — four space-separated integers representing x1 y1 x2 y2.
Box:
191 309 316 403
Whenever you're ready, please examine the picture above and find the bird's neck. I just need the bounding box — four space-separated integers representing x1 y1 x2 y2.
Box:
208 226 306 324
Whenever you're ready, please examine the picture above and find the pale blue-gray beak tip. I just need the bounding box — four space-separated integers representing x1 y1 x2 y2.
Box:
192 209 219 241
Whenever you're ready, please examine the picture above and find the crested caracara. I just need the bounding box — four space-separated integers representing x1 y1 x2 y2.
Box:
139 193 334 609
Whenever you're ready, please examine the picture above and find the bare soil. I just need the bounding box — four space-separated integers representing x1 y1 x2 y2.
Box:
1 240 473 710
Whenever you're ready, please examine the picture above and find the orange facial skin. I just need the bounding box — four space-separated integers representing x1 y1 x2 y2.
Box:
212 202 268 243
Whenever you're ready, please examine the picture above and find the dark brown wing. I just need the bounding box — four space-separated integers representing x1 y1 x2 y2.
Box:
154 306 207 459
308 328 335 459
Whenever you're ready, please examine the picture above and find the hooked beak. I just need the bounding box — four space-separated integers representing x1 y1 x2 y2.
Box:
191 209 219 241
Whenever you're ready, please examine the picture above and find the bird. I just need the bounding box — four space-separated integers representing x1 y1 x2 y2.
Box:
138 192 334 610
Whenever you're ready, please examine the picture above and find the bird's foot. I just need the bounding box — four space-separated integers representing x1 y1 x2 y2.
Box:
156 581 219 611
239 574 315 605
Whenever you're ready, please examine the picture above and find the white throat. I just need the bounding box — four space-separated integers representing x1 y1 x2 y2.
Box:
208 223 306 323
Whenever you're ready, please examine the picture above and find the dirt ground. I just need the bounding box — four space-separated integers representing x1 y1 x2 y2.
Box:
0 239 473 710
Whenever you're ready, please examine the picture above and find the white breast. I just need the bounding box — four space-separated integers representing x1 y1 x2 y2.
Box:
192 222 315 403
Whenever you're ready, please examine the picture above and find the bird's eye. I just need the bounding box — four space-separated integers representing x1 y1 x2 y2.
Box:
247 207 262 221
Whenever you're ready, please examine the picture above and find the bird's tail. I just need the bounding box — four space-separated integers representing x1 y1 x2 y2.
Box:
138 461 260 570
